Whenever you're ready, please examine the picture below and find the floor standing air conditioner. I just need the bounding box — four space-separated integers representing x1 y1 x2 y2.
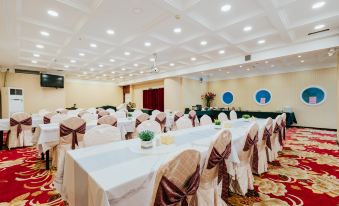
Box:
1 87 24 118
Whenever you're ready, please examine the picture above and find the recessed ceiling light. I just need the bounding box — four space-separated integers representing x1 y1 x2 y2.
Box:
149 58 155 62
98 64 103 67
47 10 58 17
190 57 196 61
31 60 37 64
70 59 76 63
36 44 44 49
111 71 115 74
144 42 151 47
312 1 325 9
133 63 139 67
33 54 40 57
40 31 50 36
102 74 107 77
200 41 207 46
300 60 305 63
90 68 95 71
121 68 126 71
124 52 130 56
257 39 266 44
298 55 302 58
119 76 124 79
111 78 115 81
246 68 250 71
265 61 269 64
243 26 252 32
169 63 175 67
173 27 182 33
129 74 133 77
64 65 69 68
83 72 88 75
79 53 85 56
132 8 143 14
139 71 144 74
106 29 115 35
271 64 275 68
96 76 100 79
218 50 225 54
314 24 325 30
226 71 230 74
221 4 231 12
109 58 115 62
239 65 243 68
90 43 97 48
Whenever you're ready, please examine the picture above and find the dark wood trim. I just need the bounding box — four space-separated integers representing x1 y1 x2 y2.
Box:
290 125 337 131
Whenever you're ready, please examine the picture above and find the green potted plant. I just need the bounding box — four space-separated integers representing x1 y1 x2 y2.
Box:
127 112 133 119
242 114 251 121
138 130 155 149
214 119 221 129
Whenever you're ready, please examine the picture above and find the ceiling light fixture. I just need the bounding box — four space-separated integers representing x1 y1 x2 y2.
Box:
64 65 69 68
246 68 250 71
257 39 266 44
221 4 231 12
124 52 130 56
239 65 243 68
169 63 175 67
314 24 325 30
144 42 151 47
133 63 139 67
70 59 76 63
243 26 252 32
173 27 182 33
120 76 124 79
200 41 207 46
33 54 40 57
129 74 133 77
121 68 126 71
109 59 115 62
149 58 155 62
79 53 85 56
90 43 97 48
83 72 88 75
106 29 115 35
90 68 95 71
218 50 225 54
36 44 44 49
98 64 103 67
265 61 269 64
47 10 59 17
226 71 230 74
31 60 37 64
102 74 107 77
312 1 325 9
111 71 115 74
190 57 196 61
300 60 305 63
298 55 302 58
40 31 50 36
271 64 275 68
139 71 144 74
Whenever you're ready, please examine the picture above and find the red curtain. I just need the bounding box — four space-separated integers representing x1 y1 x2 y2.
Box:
143 88 164 111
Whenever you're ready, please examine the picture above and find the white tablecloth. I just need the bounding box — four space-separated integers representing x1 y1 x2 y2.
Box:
0 114 43 131
61 118 267 206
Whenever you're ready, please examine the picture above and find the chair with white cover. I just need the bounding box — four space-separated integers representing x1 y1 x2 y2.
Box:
50 113 69 124
152 109 160 116
8 112 33 149
132 109 143 118
218 112 229 122
198 129 232 206
32 112 57 145
135 113 149 128
97 115 117 127
281 113 287 140
80 113 97 123
38 109 50 117
114 110 127 119
200 114 213 126
67 110 79 117
154 112 167 132
176 116 193 130
136 120 161 134
150 149 201 206
98 110 110 119
106 108 115 114
229 110 237 120
171 111 184 130
230 122 259 196
83 125 121 147
78 110 89 118
256 117 273 175
268 115 283 161
188 110 199 127
54 117 86 191
56 108 68 115
96 108 105 114
86 107 97 114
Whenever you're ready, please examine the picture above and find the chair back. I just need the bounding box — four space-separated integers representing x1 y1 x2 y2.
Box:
133 109 143 118
150 149 201 206
59 117 86 149
81 113 98 123
50 113 69 123
135 113 149 128
173 111 184 122
10 112 32 138
261 117 273 150
114 110 127 119
155 112 166 132
238 122 259 169
106 108 115 114
200 114 213 126
188 110 197 127
87 107 97 114
97 115 118 127
78 110 90 118
117 103 127 110
136 120 161 134
152 109 161 116
176 116 193 130
230 110 237 120
98 110 110 119
38 109 50 117
83 125 121 147
56 108 68 115
273 115 283 146
218 112 229 122
43 112 57 124
96 108 105 114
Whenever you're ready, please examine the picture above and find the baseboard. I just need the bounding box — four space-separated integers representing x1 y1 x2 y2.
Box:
289 125 337 131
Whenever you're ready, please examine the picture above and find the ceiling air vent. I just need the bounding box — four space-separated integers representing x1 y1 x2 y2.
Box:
245 55 251 61
15 69 40 75
308 29 329 36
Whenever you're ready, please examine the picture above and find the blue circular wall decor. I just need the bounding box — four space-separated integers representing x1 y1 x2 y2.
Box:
300 86 326 106
221 91 234 105
254 89 272 105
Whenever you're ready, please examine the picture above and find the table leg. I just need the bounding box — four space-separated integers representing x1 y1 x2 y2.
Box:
0 131 3 150
41 152 45 160
46 150 50 170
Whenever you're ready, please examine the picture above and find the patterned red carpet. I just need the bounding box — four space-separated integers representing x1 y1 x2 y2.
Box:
0 127 338 205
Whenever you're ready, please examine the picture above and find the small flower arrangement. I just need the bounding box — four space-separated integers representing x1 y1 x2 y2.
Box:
128 112 133 117
139 130 155 149
242 114 251 119
214 119 221 126
201 92 216 107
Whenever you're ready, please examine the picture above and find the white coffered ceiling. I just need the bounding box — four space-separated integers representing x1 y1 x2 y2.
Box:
0 0 338 85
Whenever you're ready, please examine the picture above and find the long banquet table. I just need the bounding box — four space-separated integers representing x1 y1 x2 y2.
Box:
61 118 267 206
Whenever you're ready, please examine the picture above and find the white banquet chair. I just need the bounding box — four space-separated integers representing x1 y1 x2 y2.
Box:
256 117 273 175
50 113 69 124
229 110 237 120
281 113 287 140
38 109 50 117
154 112 167 132
114 110 127 118
198 129 232 206
269 115 283 161
171 111 184 130
106 108 115 114
81 113 97 123
32 112 57 145
176 116 193 130
188 110 199 127
86 107 97 114
97 115 118 127
152 109 160 116
83 125 121 147
98 110 110 119
136 120 161 135
56 108 68 114
78 110 89 118
218 112 229 122
200 114 213 126
8 112 33 149
230 122 259 196
150 149 201 206
132 109 143 118
96 108 105 114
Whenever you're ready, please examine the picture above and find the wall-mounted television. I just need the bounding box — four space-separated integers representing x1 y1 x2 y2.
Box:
40 74 64 88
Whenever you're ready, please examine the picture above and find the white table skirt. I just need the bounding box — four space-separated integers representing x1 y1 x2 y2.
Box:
61 119 267 206
0 115 43 131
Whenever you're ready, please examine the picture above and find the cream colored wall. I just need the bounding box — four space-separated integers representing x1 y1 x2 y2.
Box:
65 80 123 108
337 53 339 140
182 78 207 109
0 73 65 113
130 80 164 108
208 68 336 129
164 77 182 111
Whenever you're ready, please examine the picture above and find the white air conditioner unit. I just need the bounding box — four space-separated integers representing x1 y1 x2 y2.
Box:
1 87 24 118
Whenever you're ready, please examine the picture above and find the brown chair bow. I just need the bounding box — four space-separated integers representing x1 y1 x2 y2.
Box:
281 120 286 140
155 113 167 132
207 142 231 203
263 127 272 150
43 116 51 124
60 123 86 149
188 114 196 127
154 165 200 206
10 117 32 138
98 111 110 119
174 113 183 122
97 115 117 127
273 123 283 146
243 132 259 174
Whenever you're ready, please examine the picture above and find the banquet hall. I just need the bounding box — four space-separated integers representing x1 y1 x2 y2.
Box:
0 0 338 205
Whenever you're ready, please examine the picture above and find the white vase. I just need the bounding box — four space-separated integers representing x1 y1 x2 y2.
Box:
214 124 221 129
141 140 153 149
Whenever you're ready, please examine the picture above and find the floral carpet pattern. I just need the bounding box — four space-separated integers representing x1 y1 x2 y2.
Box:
0 127 338 205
